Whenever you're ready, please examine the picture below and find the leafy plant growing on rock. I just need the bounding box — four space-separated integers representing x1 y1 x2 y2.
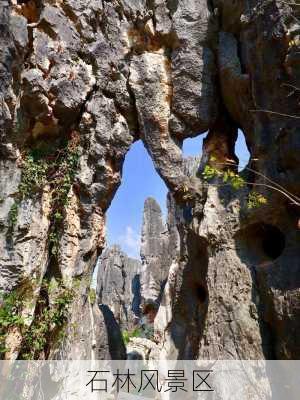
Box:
0 290 24 355
0 278 75 359
47 135 80 257
202 156 300 209
7 131 81 259
20 279 75 359
18 154 48 198
122 327 143 345
122 325 155 346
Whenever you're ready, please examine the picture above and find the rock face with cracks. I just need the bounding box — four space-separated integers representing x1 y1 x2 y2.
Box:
97 245 141 331
140 196 178 314
0 0 300 360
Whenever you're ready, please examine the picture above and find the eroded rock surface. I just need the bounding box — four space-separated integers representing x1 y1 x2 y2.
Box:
97 245 141 330
140 197 177 313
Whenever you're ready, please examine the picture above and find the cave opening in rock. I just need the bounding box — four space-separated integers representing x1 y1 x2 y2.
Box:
92 133 206 292
106 140 168 259
105 135 206 260
261 224 286 260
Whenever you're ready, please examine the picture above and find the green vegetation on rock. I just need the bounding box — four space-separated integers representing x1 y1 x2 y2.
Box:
0 278 75 359
7 132 81 258
122 327 143 345
0 290 24 355
202 158 267 209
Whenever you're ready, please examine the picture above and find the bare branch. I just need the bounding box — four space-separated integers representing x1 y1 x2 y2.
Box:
246 182 300 206
282 83 300 92
205 159 300 207
204 181 300 207
249 109 300 119
216 160 300 204
278 1 300 6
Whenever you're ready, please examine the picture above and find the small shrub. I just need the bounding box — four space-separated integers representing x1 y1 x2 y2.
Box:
202 158 267 208
9 132 81 256
21 279 75 359
0 290 24 355
0 278 75 359
122 327 142 345
18 154 48 199
247 191 267 209
202 164 245 190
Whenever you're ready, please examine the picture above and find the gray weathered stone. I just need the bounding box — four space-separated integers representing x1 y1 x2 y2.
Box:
140 198 172 312
97 245 141 330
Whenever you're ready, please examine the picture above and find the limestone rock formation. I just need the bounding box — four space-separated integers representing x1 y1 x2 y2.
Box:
140 197 176 314
96 195 179 359
127 337 160 361
0 0 299 361
97 245 141 330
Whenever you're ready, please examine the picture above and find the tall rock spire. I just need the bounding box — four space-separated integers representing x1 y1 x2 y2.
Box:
97 245 141 330
140 197 171 314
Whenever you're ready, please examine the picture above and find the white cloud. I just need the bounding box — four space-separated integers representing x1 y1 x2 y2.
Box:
118 226 141 259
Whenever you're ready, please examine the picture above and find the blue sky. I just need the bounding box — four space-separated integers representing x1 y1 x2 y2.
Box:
106 131 249 258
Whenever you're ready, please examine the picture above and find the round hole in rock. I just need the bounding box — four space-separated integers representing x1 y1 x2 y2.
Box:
236 222 286 264
261 224 285 260
195 284 207 303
